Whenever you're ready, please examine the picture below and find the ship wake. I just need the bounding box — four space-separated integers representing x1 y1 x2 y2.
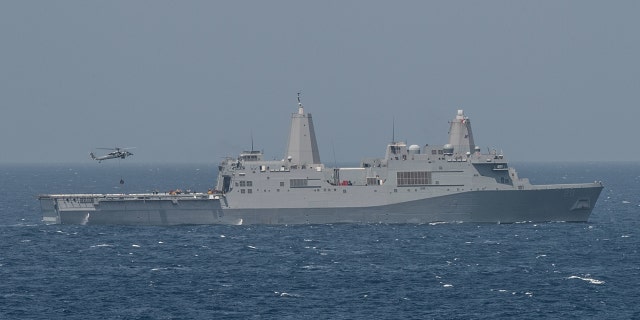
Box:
81 213 90 225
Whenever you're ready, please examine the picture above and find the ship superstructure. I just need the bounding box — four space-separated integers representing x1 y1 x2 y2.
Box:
40 98 603 225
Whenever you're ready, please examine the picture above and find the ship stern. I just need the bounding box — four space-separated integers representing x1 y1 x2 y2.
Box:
39 195 60 224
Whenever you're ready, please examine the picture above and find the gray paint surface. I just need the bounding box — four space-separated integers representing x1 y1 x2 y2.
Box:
40 107 603 225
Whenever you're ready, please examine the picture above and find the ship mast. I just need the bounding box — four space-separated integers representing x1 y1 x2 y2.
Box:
284 92 321 166
447 109 476 156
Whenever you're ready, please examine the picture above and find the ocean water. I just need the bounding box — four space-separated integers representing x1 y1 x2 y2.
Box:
0 162 639 319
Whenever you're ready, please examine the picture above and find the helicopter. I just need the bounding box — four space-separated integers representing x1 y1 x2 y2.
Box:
90 147 134 163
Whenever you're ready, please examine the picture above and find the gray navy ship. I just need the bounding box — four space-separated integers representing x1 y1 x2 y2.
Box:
39 99 603 225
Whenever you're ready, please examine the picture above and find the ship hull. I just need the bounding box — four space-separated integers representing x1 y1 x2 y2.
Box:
40 184 603 225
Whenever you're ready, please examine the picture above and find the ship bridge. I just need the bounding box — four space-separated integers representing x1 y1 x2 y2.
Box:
385 141 408 161
239 150 263 162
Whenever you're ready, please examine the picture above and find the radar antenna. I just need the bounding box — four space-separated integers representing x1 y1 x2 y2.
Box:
392 116 396 143
297 92 304 114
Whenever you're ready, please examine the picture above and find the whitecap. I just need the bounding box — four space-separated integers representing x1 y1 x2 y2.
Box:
622 200 631 204
247 245 257 249
274 291 300 298
131 244 141 248
91 244 114 248
151 267 168 271
567 275 605 285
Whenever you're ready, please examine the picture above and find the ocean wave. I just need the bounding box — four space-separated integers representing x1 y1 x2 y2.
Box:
567 275 605 285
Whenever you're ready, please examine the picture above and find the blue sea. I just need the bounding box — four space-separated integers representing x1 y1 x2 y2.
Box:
1 162 639 319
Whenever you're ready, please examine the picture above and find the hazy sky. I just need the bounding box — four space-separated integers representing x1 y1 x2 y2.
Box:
1 1 638 164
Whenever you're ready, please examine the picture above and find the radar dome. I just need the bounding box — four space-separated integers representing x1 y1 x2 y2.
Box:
408 145 421 155
443 144 454 155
